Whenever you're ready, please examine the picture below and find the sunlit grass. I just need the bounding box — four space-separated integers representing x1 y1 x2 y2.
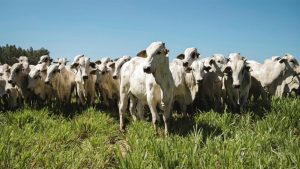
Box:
0 97 299 168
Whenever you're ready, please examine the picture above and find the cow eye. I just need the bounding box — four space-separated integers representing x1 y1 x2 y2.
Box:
191 52 196 59
217 60 221 63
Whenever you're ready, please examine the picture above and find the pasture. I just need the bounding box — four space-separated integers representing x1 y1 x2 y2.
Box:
0 97 299 168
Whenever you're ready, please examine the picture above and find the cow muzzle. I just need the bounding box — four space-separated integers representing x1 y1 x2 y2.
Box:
143 66 151 74
233 84 240 89
83 75 89 80
183 62 188 67
196 79 203 84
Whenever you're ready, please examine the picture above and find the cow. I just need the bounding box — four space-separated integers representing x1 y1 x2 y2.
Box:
184 58 211 113
198 54 228 111
70 55 97 106
8 62 34 104
170 48 200 116
118 41 175 135
97 56 132 108
27 56 53 102
45 59 76 105
222 53 252 112
248 55 299 98
0 64 21 109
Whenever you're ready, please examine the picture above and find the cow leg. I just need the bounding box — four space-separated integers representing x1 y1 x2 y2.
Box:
119 90 128 131
129 95 138 121
137 102 144 120
147 95 159 134
180 102 187 117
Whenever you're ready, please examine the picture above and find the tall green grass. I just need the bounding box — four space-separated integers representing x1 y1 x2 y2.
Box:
1 98 299 168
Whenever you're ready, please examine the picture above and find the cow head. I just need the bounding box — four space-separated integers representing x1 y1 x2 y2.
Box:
38 55 53 66
207 54 228 74
71 55 96 83
29 62 47 79
0 64 11 78
8 63 26 87
224 53 251 89
176 47 200 68
95 58 111 75
112 55 131 79
45 64 60 84
188 59 210 85
137 41 169 74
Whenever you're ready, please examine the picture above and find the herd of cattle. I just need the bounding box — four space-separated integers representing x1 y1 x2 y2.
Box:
0 41 299 134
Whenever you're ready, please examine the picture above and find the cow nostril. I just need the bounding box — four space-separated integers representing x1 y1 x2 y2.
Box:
197 80 203 84
233 84 240 89
183 62 188 67
113 75 117 79
143 67 151 73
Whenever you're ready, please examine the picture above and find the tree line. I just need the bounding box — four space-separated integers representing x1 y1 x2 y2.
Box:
0 44 50 65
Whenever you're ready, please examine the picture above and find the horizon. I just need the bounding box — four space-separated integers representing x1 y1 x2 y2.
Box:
1 0 299 63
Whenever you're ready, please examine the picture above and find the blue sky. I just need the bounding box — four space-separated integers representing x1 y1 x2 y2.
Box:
1 0 299 62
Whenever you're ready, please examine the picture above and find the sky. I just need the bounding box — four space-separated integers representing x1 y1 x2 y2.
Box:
0 0 299 62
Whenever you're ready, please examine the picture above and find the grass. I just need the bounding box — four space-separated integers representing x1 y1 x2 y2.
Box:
0 97 299 168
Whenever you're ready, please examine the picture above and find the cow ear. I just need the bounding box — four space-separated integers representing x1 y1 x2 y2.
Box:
209 59 215 65
137 50 147 58
204 66 211 72
185 67 192 73
71 63 79 69
225 58 230 63
176 54 185 60
6 68 10 73
95 60 101 64
279 58 287 63
108 62 115 69
90 62 96 68
223 66 232 74
245 65 252 72
90 69 97 75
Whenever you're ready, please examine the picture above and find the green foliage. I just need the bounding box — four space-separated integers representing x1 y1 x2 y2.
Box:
0 98 299 168
0 44 49 65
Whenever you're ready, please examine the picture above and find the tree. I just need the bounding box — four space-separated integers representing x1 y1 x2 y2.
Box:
0 44 50 65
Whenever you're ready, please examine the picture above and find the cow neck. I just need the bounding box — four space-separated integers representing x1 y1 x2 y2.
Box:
152 57 173 92
17 73 29 90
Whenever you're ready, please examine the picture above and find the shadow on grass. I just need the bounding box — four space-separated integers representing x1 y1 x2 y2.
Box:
170 115 223 142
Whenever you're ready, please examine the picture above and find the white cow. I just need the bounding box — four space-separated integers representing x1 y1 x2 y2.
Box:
119 42 174 135
45 60 76 105
97 55 132 107
71 55 97 105
248 55 299 98
0 64 21 108
170 48 200 116
28 59 53 102
198 54 228 111
223 53 252 112
8 63 33 104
